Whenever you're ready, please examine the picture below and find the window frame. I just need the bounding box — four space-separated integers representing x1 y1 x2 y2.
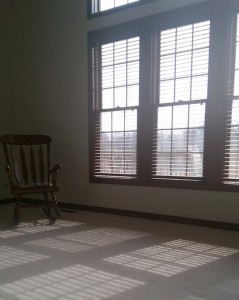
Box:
222 11 239 186
87 0 158 19
94 37 140 178
151 20 210 181
88 1 239 192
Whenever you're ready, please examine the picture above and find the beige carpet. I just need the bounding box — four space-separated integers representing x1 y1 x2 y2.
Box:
0 203 239 299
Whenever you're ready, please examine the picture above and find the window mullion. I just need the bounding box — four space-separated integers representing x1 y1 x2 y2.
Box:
137 28 154 183
205 2 230 186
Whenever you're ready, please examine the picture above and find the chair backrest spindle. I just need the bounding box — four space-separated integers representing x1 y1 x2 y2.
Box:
39 145 45 184
11 146 21 185
20 146 28 184
30 146 37 184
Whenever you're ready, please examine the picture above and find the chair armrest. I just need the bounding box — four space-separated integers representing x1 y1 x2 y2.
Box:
49 164 62 186
50 164 62 173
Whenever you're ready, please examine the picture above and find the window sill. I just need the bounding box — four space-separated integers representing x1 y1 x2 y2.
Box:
90 176 239 192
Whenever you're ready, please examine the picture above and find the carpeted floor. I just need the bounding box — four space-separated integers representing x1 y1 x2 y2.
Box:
0 203 239 299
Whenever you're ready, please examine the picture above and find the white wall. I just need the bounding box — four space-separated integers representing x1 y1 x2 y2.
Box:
2 0 239 224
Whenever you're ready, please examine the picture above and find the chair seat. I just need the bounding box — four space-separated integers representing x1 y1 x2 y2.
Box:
12 183 59 195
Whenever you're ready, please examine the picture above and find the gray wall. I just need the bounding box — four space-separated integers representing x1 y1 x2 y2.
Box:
0 1 14 197
1 0 239 224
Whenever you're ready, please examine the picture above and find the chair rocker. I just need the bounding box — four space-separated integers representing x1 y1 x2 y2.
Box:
0 134 61 222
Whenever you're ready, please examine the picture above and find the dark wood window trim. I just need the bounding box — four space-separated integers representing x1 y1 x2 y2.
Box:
88 2 239 192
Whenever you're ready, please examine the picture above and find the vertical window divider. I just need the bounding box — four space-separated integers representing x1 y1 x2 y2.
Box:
171 28 177 176
205 2 230 187
150 29 161 180
89 43 98 181
137 27 154 182
187 25 194 177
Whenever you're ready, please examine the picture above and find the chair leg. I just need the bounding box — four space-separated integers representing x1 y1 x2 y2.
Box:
42 193 53 219
14 196 21 223
51 192 60 218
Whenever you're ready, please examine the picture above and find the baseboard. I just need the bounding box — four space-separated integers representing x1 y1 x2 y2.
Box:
59 202 239 232
2 198 238 231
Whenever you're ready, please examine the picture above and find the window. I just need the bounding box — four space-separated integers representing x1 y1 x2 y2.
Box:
91 0 139 14
93 37 140 178
89 2 239 190
223 13 239 184
89 0 157 17
152 21 209 180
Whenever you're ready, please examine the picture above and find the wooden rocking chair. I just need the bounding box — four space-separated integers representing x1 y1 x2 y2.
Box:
0 135 61 222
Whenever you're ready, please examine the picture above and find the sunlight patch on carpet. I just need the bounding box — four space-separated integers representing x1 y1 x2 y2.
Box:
0 264 144 299
0 219 83 238
0 246 48 270
104 239 239 277
27 238 93 253
0 230 24 238
59 227 149 246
